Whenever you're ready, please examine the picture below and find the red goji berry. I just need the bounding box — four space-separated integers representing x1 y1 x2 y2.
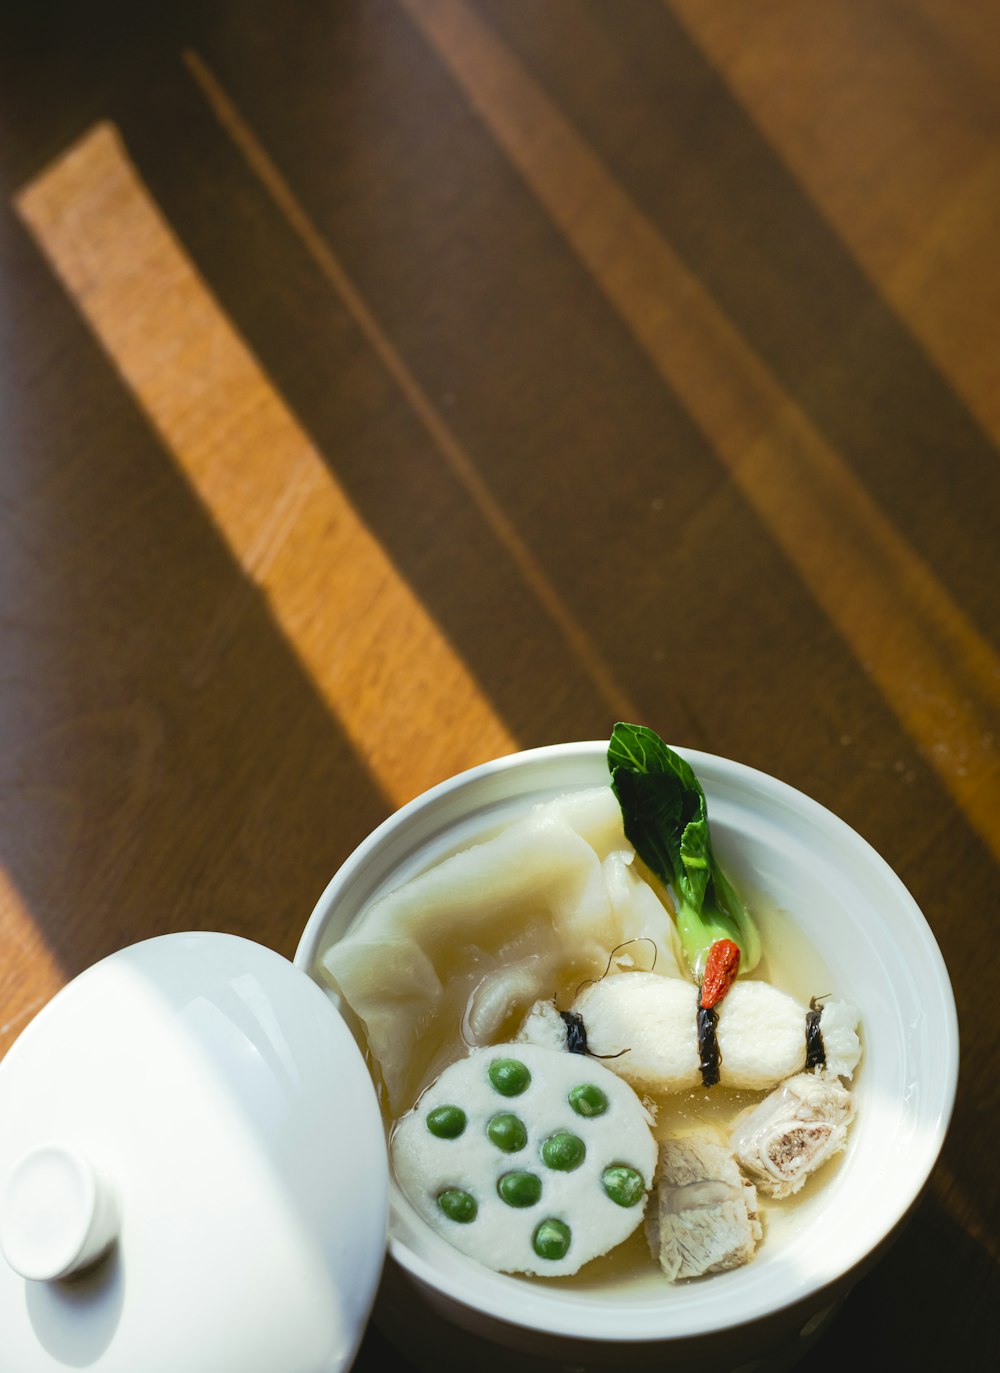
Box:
700 938 741 1009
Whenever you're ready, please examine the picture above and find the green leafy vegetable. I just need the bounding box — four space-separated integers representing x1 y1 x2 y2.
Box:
608 722 761 979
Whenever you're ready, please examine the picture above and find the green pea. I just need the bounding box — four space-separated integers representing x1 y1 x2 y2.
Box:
487 1112 527 1153
426 1105 467 1139
487 1057 531 1097
497 1171 542 1209
437 1189 477 1224
568 1083 609 1118
601 1165 646 1208
540 1131 586 1172
532 1218 572 1261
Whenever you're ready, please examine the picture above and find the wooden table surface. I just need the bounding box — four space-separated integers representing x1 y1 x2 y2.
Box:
1 0 997 1367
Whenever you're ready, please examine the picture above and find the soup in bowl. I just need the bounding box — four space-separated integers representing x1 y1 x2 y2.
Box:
294 740 958 1372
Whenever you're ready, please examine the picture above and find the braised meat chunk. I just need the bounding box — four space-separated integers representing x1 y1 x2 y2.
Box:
646 1136 762 1281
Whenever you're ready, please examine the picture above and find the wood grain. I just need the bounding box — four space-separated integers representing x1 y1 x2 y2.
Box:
184 48 641 727
1 1 998 1368
15 122 516 805
668 0 1000 440
401 0 1000 862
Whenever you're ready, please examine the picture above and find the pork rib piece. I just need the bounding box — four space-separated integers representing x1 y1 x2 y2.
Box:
730 1072 855 1199
646 1136 762 1281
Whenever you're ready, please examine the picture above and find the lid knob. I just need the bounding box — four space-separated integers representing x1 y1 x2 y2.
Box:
0 1144 119 1281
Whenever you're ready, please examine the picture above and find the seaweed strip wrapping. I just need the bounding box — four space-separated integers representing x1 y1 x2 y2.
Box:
559 1010 589 1055
697 1005 722 1086
560 1009 630 1062
805 997 827 1071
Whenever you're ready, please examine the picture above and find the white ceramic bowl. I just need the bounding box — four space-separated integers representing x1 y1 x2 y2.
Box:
295 743 959 1373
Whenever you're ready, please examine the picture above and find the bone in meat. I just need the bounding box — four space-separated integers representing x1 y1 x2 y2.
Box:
730 1072 855 1199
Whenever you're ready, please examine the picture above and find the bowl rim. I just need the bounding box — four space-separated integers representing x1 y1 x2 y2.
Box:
295 740 960 1343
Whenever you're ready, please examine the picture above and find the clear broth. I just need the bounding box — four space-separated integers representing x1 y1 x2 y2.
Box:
355 810 854 1289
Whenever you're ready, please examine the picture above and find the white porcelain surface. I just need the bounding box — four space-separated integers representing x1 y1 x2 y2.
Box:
1 1144 119 1282
0 932 387 1373
297 742 959 1364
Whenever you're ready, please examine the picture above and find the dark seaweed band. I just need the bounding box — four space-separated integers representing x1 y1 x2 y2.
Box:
805 997 827 1070
559 1010 589 1055
697 1005 721 1086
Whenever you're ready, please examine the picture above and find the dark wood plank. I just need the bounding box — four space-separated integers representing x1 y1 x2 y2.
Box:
474 0 1000 651
0 2 997 1370
188 0 997 902
0 197 392 984
102 56 633 745
187 1 923 791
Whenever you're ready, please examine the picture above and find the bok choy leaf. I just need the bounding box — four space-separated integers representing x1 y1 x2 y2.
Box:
608 722 762 980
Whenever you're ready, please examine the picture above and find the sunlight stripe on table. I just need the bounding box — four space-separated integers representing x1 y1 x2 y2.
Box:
15 122 516 805
398 0 1000 862
0 870 62 1056
667 0 1000 448
182 50 640 726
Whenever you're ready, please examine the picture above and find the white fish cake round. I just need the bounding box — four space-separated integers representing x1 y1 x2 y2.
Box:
391 1042 657 1277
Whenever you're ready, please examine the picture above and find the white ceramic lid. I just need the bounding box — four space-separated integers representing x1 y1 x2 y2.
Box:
0 932 388 1373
